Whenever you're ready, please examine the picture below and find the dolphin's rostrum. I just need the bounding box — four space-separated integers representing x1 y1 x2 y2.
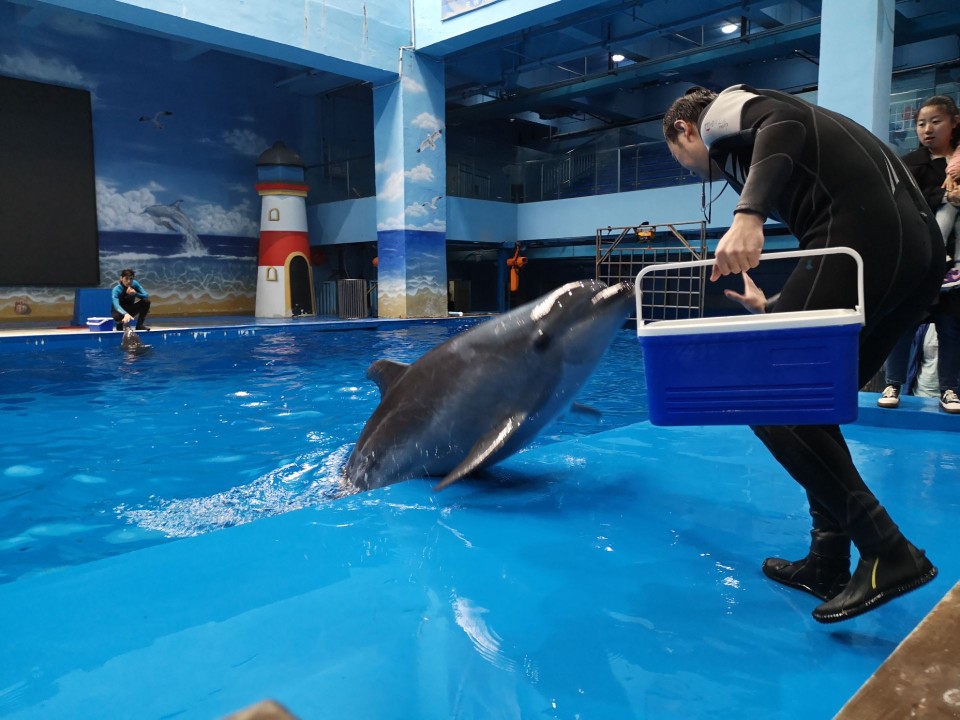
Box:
342 279 634 492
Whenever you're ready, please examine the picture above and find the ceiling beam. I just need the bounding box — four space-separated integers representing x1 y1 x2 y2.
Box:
894 10 960 46
448 18 821 124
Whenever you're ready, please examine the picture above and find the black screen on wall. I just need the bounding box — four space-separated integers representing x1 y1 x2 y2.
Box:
0 74 99 286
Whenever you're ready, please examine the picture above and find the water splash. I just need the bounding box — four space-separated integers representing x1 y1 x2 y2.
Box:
117 444 352 537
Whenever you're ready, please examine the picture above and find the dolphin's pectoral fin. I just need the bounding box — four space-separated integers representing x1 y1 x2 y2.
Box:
433 413 527 492
367 359 410 397
569 402 603 420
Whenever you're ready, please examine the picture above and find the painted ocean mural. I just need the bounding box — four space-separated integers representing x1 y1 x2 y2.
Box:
0 230 258 322
0 7 303 322
372 51 448 318
377 228 447 317
99 231 258 316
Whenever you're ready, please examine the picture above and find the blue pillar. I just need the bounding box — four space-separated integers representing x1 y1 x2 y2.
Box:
818 0 895 138
372 49 447 318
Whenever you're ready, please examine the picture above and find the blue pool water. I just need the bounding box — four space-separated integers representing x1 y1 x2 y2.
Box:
0 322 647 584
1 320 958 720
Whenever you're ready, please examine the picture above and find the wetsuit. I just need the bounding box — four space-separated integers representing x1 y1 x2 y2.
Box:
699 85 944 555
111 279 151 330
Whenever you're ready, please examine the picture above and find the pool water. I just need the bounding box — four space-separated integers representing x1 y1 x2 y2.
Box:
0 322 647 584
1 321 958 719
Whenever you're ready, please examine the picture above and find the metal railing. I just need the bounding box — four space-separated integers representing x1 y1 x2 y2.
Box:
596 220 708 321
448 140 698 204
316 280 377 318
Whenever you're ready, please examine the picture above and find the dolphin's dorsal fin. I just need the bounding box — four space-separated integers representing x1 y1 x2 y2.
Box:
367 359 409 396
433 413 526 492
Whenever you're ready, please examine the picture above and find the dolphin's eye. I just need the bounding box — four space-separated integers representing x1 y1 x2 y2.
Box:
533 331 551 352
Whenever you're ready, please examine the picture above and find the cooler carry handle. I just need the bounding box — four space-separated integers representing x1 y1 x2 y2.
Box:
634 246 865 328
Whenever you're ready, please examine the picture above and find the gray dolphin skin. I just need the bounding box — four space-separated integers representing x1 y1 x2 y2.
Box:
121 325 150 353
342 279 635 493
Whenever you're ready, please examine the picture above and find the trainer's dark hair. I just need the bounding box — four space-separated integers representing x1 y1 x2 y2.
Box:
663 86 719 142
919 94 960 148
120 268 136 279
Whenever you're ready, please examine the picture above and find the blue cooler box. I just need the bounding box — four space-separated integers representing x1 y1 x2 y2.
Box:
636 247 865 427
638 310 861 426
86 317 114 332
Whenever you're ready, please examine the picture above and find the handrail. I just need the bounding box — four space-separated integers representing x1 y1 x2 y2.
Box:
635 247 866 328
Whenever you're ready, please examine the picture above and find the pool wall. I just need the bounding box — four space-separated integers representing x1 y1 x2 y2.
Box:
0 317 483 352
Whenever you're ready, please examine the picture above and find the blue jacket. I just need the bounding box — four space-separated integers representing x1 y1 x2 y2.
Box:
112 280 149 315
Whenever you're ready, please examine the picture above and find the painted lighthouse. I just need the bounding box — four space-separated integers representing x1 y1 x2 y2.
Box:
255 141 316 318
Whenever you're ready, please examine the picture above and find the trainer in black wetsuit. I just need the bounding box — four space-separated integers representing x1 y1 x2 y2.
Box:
663 84 942 623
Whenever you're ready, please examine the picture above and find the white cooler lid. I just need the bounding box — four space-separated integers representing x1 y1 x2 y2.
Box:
637 308 863 337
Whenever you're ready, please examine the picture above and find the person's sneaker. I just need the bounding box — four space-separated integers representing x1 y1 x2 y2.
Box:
940 389 960 414
941 268 960 291
877 385 901 408
812 540 937 624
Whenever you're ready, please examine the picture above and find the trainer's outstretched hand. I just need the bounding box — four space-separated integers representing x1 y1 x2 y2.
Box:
724 271 767 314
711 212 765 281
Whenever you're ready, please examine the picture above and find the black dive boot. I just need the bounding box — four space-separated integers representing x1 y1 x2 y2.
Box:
812 539 937 623
762 514 851 601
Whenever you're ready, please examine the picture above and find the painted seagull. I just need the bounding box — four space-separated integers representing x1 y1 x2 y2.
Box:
139 110 174 129
419 195 443 211
417 128 443 153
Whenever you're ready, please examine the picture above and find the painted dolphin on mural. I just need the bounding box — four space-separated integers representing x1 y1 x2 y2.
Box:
342 279 634 493
143 199 193 233
142 200 206 255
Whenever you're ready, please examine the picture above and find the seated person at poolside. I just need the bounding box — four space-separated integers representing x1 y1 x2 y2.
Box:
111 268 151 331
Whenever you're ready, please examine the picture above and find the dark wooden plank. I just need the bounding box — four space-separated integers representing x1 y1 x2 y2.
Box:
835 581 960 719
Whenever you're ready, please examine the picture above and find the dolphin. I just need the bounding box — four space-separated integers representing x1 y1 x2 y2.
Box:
342 279 634 493
121 325 150 353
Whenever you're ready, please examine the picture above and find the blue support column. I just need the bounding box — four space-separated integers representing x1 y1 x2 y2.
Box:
818 0 895 138
372 49 447 318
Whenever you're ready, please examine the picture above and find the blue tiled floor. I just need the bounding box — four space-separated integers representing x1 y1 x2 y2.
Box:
0 409 956 719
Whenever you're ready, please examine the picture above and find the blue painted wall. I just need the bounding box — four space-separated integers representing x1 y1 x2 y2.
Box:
0 7 308 321
3 0 926 322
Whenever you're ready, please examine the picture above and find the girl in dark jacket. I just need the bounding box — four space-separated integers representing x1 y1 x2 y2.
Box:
879 95 960 414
